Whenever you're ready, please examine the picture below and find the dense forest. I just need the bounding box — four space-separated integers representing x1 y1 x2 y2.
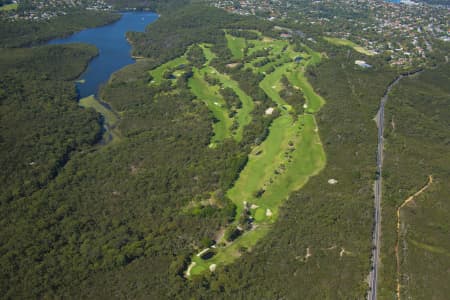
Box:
0 0 448 299
379 64 450 299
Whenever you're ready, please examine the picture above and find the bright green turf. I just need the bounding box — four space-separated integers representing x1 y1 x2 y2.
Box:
149 56 188 85
200 44 216 62
188 38 327 276
190 225 271 274
0 3 18 11
324 37 375 56
197 44 253 142
287 66 325 113
225 33 246 60
203 65 254 142
188 68 233 146
259 62 291 109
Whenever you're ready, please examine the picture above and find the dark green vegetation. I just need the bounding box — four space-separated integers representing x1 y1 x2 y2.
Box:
0 11 119 47
0 45 101 204
1 1 448 299
379 64 450 299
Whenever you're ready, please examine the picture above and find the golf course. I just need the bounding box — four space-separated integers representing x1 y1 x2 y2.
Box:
146 31 327 276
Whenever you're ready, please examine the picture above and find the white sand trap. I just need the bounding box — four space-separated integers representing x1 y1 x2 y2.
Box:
303 103 308 109
186 262 196 276
272 85 276 89
214 102 220 106
305 247 312 260
328 179 338 185
209 264 217 272
250 204 259 209
265 107 274 115
266 209 273 217
197 248 210 257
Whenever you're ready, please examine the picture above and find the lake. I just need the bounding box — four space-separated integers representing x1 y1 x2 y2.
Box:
48 12 159 98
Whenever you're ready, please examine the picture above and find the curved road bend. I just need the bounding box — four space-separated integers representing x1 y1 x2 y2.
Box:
368 70 422 300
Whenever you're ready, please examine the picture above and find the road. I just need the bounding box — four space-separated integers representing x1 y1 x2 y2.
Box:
368 72 414 300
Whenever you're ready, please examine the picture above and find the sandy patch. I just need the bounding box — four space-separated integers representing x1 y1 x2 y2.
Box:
265 107 275 115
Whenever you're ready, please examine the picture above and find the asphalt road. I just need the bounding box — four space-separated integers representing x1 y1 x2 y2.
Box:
368 75 404 300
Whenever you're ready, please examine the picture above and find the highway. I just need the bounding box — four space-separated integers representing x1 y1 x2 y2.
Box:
368 69 422 300
368 73 407 300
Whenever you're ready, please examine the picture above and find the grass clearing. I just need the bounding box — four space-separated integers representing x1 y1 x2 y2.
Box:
149 56 188 85
79 95 121 142
188 68 233 146
225 33 246 59
287 66 325 113
0 3 18 11
324 37 375 56
203 65 254 142
188 37 327 276
199 44 216 62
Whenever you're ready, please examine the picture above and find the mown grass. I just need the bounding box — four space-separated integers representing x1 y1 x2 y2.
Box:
225 33 246 59
190 225 271 275
188 68 233 146
203 65 254 142
147 43 254 145
149 55 188 85
287 66 325 113
189 35 327 276
324 37 375 56
200 44 216 62
0 3 18 11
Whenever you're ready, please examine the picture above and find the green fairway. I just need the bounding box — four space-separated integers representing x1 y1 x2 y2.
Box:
148 45 254 145
287 66 325 113
190 225 271 275
225 33 246 59
149 56 188 85
79 95 121 142
200 44 216 62
259 62 291 109
187 37 328 276
188 68 233 146
203 65 254 142
0 3 18 11
324 36 375 56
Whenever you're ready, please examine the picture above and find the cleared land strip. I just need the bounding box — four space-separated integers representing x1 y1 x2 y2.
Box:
79 95 121 143
324 36 376 56
395 175 433 300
